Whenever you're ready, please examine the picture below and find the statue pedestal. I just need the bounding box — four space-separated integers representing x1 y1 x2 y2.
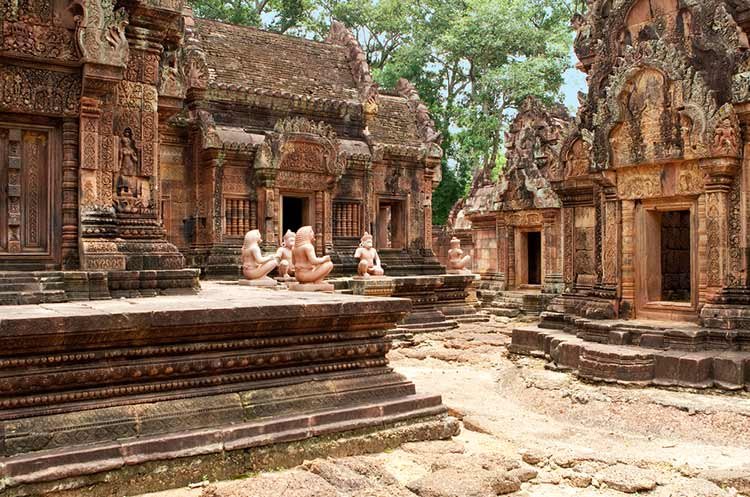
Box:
447 269 472 275
288 282 335 293
239 277 278 288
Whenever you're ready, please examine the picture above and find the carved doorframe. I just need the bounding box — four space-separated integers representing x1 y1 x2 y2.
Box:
633 197 699 321
0 119 62 269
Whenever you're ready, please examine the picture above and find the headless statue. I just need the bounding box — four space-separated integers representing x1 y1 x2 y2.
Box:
241 229 278 282
447 237 472 274
292 226 334 284
275 229 295 279
354 232 384 278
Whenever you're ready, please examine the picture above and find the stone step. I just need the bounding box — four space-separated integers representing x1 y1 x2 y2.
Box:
454 314 491 323
510 325 750 391
0 289 67 305
487 306 522 318
0 283 41 292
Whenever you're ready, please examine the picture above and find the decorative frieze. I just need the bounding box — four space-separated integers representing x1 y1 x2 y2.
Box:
0 65 81 116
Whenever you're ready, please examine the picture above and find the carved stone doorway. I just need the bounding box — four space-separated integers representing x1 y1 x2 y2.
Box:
634 199 698 321
516 230 542 288
280 194 310 237
0 124 60 270
377 199 405 249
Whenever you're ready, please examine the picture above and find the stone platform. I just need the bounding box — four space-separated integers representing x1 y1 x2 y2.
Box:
482 289 555 318
0 269 200 305
0 283 456 495
511 313 750 391
349 275 485 335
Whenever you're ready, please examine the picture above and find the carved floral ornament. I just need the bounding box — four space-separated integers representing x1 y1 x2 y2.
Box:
70 0 130 68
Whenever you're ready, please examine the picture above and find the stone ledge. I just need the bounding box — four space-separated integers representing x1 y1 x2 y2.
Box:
510 325 750 391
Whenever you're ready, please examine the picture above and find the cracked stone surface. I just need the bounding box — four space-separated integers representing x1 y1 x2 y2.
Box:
136 316 750 497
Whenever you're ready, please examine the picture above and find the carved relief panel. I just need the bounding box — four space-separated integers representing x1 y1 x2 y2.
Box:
0 0 78 61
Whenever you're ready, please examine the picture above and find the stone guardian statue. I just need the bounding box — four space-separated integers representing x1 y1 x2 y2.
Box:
275 229 296 280
354 232 384 278
240 229 279 287
447 237 472 274
290 226 334 292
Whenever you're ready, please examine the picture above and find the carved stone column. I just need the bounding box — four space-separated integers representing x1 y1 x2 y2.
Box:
422 176 433 252
269 187 281 251
542 210 563 294
495 217 508 290
701 157 739 301
506 224 516 290
62 119 79 269
323 190 333 253
601 185 620 289
620 199 636 313
562 207 574 288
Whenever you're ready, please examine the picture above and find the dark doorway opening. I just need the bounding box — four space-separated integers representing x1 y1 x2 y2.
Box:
377 199 405 249
527 231 542 285
282 196 307 235
661 210 691 302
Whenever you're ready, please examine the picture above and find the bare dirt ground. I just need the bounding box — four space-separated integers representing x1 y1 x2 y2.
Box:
137 317 750 497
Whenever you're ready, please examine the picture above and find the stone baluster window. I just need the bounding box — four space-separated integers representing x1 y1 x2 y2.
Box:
333 201 362 238
223 198 257 237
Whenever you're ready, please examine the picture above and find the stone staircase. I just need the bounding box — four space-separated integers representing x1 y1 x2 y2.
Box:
0 272 66 305
510 313 750 391
485 290 552 317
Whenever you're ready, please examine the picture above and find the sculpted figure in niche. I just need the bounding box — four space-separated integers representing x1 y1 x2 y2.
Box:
447 237 472 274
714 117 738 155
355 232 384 278
117 128 139 196
292 226 334 284
275 229 295 279
241 229 278 284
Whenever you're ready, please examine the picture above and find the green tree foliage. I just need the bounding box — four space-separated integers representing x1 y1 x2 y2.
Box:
191 0 312 33
188 0 586 223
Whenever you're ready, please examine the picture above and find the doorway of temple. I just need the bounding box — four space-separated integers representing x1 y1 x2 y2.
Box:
0 123 60 270
280 195 310 236
377 199 405 249
526 231 542 286
635 202 696 321
515 230 542 288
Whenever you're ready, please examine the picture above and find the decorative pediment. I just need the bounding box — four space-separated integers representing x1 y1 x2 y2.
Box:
495 97 569 211
395 78 442 146
594 39 742 169
326 20 380 113
254 117 347 187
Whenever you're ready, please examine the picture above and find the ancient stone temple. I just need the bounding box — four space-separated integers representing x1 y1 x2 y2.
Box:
0 1 443 294
512 0 750 390
444 97 572 316
0 0 201 300
161 18 443 277
0 3 457 494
